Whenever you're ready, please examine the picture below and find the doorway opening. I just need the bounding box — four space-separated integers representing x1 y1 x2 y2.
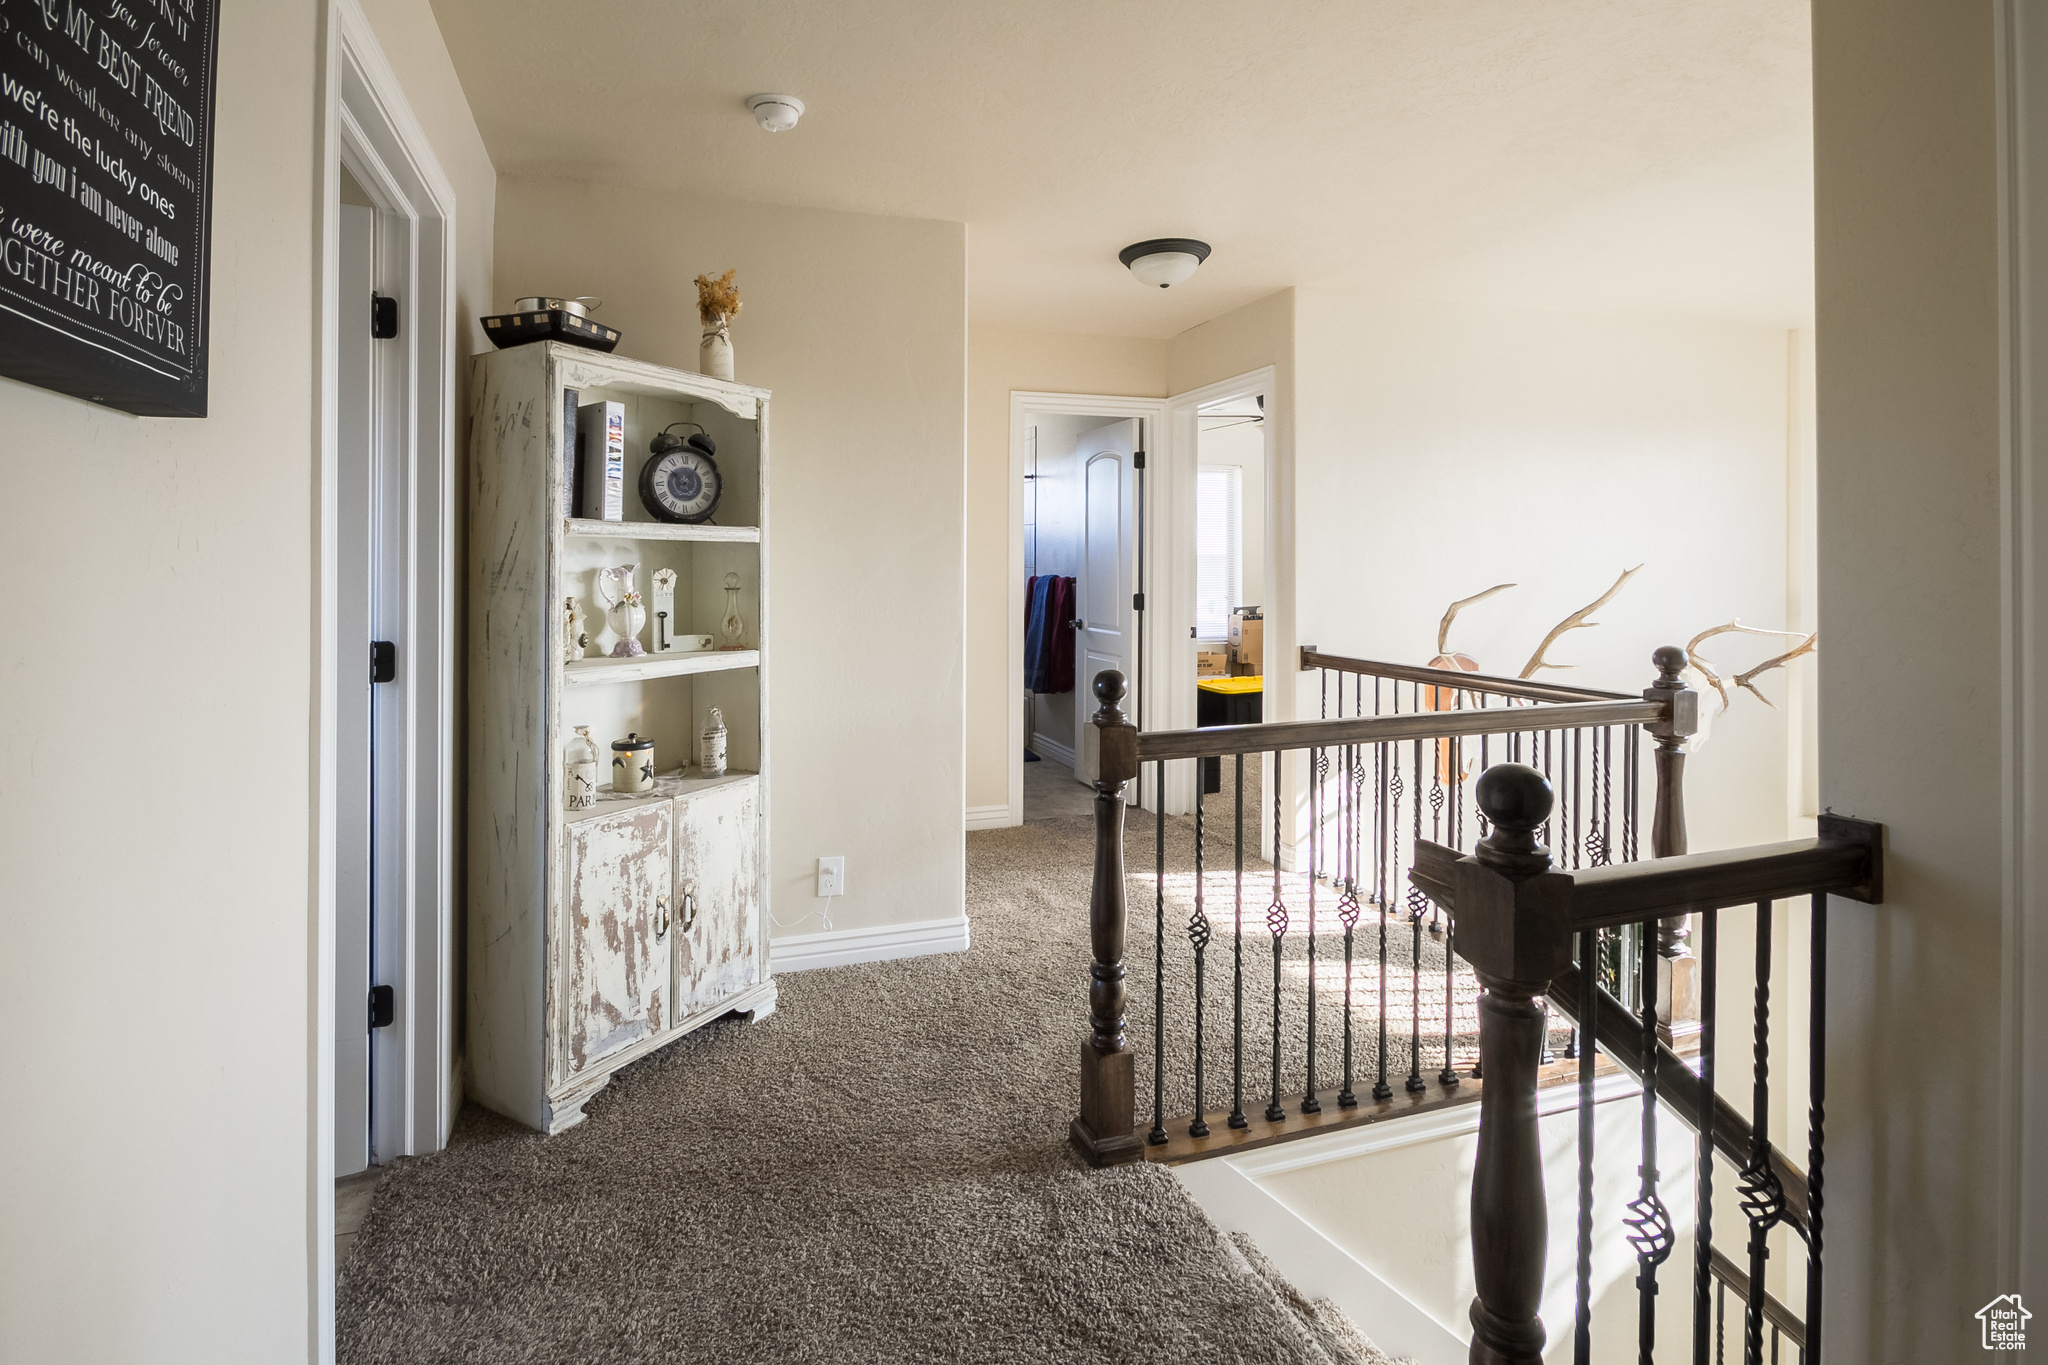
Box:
1007 393 1167 825
319 0 460 1343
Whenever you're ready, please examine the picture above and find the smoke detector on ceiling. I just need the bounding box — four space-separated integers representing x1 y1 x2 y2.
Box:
1119 238 1212 289
746 94 805 133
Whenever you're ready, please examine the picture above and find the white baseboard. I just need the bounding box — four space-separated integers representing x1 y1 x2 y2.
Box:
966 803 1016 830
1029 733 1078 769
770 914 971 973
1176 1158 1468 1365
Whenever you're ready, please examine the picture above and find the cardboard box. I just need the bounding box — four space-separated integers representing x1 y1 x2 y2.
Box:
1228 610 1264 674
1196 647 1229 678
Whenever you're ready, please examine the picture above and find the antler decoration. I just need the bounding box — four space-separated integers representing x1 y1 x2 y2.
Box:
1437 583 1516 656
1735 633 1817 706
1518 565 1642 679
1686 621 1812 713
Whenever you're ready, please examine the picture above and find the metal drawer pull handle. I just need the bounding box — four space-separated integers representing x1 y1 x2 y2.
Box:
654 895 670 940
680 889 697 933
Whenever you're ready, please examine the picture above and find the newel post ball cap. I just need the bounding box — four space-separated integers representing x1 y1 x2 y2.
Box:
1653 644 1690 683
1093 669 1129 705
1476 763 1554 834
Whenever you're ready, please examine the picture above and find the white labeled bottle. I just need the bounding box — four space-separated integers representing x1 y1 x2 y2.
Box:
699 707 727 777
565 726 598 810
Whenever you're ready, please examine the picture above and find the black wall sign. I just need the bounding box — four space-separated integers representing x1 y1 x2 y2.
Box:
0 0 218 417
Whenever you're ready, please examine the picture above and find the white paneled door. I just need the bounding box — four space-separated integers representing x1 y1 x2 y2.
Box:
335 195 409 1175
1075 419 1137 788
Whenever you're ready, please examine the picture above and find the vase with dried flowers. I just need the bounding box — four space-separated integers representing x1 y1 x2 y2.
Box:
695 269 741 381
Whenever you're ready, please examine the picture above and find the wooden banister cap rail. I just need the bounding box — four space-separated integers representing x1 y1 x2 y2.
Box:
1131 697 1664 763
1299 646 1635 704
1411 815 1883 926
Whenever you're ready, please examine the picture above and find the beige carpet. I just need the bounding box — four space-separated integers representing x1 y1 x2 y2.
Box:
338 811 1441 1364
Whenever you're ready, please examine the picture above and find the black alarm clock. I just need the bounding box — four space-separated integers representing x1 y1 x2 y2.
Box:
639 422 722 524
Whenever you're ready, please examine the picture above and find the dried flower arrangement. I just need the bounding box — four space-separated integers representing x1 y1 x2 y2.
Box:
695 270 742 325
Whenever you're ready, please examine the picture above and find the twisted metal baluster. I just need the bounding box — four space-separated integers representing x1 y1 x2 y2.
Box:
1694 907 1720 1365
1738 901 1783 1365
1339 743 1362 1109
1807 893 1827 1363
1266 750 1288 1123
1625 724 1641 861
1572 726 1584 869
1148 760 1168 1147
1406 736 1427 1093
1542 729 1554 852
1439 728 1461 1086
1376 731 1393 1102
1597 725 1615 866
1303 746 1322 1114
1229 754 1248 1130
1188 763 1211 1138
1574 925 1598 1365
1627 919 1677 1362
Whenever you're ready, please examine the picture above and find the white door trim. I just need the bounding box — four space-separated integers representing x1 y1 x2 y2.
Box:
1006 391 1170 826
1160 368 1278 825
318 0 459 1354
1994 0 2048 1307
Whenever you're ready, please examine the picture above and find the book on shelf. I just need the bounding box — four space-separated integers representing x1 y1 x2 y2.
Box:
562 387 582 516
576 400 625 522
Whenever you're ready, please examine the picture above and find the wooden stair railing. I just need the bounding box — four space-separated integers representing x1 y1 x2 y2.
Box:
1420 765 1880 1365
1074 649 1696 1169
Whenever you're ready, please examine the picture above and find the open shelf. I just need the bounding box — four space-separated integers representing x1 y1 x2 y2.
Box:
565 519 760 543
564 768 759 825
565 648 759 687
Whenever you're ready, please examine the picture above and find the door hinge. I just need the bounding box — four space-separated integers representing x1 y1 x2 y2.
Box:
370 640 396 683
1133 592 1145 611
371 292 399 340
368 985 394 1029
1132 449 1146 470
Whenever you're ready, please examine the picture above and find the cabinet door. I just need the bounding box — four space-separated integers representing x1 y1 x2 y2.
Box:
673 779 762 1020
564 802 671 1076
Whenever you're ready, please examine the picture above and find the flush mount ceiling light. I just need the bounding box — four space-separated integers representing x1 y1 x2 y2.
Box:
1119 238 1212 289
746 93 806 132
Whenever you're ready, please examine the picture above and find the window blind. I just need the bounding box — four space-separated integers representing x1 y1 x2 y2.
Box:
1195 465 1242 641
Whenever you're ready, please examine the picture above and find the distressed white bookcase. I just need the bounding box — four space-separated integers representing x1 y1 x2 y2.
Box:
467 341 774 1135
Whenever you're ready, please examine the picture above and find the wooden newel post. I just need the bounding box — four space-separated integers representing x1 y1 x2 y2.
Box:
1644 645 1702 1044
1455 764 1572 1365
1072 669 1145 1167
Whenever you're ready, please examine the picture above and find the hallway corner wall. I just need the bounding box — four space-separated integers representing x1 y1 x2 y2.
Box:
0 0 496 1359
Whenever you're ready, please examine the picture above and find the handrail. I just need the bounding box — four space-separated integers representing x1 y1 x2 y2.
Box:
1413 822 1883 929
1567 815 1882 924
1709 1247 1807 1352
1429 764 1879 1365
1412 836 1834 1234
1300 646 1636 704
1133 697 1663 762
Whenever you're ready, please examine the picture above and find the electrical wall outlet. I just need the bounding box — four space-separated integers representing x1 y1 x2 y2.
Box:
817 856 846 898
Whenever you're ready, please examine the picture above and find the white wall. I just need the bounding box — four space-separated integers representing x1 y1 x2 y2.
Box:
0 1 494 1361
494 177 967 938
1811 1 2011 1355
1289 290 1801 854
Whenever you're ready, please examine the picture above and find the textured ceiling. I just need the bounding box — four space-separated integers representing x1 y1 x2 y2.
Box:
430 1 1812 338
